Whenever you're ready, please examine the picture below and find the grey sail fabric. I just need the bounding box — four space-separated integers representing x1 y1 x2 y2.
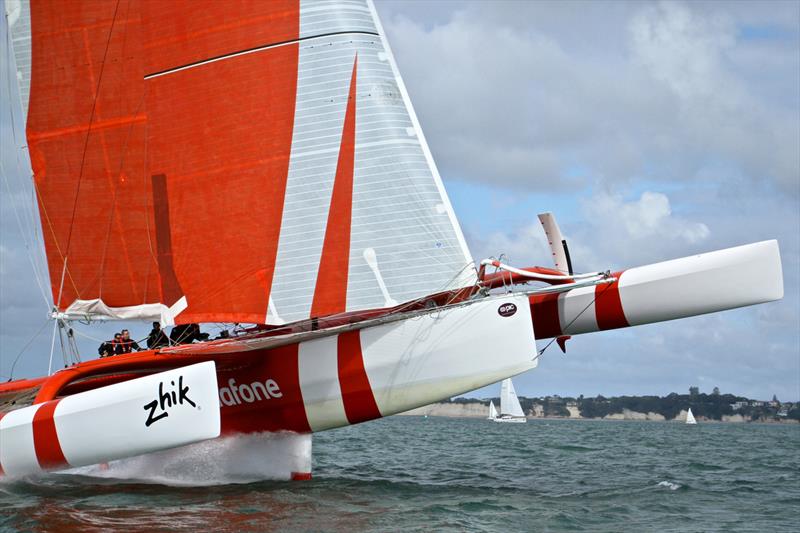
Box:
5 0 31 119
267 0 475 323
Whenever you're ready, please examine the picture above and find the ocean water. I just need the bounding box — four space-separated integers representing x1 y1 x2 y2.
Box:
1 417 798 532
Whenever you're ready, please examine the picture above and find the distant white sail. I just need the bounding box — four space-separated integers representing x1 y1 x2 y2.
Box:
686 408 697 424
488 401 498 419
500 378 525 418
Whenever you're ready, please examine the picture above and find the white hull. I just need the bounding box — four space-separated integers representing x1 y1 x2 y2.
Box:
300 293 538 431
0 363 220 477
492 416 527 423
0 294 539 477
547 240 783 336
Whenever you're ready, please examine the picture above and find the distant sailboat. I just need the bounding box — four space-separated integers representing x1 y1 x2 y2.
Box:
493 378 527 423
488 401 498 420
686 408 697 424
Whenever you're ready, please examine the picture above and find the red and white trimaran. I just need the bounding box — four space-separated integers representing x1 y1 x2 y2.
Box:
0 0 783 480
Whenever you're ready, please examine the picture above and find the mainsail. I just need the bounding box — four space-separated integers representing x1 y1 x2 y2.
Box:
499 378 525 418
6 0 475 325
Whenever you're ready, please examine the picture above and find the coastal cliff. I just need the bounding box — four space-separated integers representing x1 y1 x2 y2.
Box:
398 394 799 423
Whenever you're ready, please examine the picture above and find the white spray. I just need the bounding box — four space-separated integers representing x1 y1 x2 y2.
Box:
66 432 312 486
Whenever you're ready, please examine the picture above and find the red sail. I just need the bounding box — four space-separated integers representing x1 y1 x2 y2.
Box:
26 0 300 323
27 0 159 312
141 0 299 324
17 0 477 325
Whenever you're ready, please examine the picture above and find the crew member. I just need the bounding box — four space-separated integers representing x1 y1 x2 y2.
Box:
170 323 192 345
98 338 115 357
111 332 123 355
147 322 169 349
119 329 140 353
170 323 209 345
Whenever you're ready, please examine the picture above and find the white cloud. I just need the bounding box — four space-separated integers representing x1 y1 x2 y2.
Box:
630 2 735 101
584 190 709 243
471 190 710 270
380 0 799 195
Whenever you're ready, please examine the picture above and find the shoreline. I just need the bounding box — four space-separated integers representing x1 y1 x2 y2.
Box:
398 404 799 424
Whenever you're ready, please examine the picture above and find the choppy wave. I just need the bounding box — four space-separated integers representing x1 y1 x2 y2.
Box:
1 418 798 532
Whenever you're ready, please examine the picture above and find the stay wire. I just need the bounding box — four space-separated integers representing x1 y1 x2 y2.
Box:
57 320 69 370
1 18 51 309
60 0 122 304
6 319 50 381
535 280 616 360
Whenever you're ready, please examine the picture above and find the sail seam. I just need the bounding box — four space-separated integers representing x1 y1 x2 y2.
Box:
144 30 379 79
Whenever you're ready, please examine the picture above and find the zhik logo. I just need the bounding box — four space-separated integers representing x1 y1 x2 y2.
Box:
143 375 196 427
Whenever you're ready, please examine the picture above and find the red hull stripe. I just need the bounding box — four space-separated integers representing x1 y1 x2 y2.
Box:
311 55 358 317
530 293 562 339
337 330 381 424
32 400 69 470
595 271 629 331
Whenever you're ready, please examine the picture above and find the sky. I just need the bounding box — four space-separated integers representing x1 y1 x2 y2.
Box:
1 1 799 401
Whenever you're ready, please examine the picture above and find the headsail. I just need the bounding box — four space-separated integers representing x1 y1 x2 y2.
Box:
7 0 475 325
499 378 525 418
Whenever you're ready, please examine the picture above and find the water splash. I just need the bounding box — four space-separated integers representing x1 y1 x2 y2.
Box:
656 481 681 491
64 432 312 486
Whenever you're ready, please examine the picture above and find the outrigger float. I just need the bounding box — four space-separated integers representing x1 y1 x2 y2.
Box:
0 0 783 480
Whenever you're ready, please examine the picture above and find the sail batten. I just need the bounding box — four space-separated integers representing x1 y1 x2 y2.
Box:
11 0 474 325
143 30 379 80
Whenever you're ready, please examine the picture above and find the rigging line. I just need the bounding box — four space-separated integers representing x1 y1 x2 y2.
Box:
47 318 58 375
7 319 50 381
61 0 123 273
55 256 68 315
536 280 614 357
32 178 80 298
67 327 105 343
0 159 51 309
57 320 69 369
96 0 141 300
66 326 148 346
2 23 50 309
67 327 81 364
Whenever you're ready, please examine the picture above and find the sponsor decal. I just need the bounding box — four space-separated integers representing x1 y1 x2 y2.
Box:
218 378 283 407
498 302 517 317
143 375 196 427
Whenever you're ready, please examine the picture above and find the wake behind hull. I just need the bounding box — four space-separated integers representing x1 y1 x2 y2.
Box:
492 417 527 423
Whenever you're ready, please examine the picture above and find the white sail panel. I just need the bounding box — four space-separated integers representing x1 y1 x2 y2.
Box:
269 0 475 323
